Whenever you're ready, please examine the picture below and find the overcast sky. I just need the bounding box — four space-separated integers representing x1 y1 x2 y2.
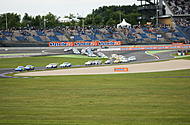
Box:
0 0 140 17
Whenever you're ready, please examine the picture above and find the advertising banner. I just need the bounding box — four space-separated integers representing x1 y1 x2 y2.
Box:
49 41 121 47
74 41 98 46
98 41 121 46
120 45 190 51
49 42 74 47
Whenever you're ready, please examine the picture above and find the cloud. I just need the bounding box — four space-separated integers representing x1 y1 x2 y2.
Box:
0 0 139 17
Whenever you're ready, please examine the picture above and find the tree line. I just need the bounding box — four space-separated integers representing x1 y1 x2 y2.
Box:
0 5 148 30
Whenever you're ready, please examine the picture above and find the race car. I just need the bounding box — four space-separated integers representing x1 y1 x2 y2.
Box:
46 63 58 69
25 65 35 70
113 59 121 64
15 66 25 71
120 59 129 63
105 60 112 64
93 60 102 65
85 61 93 65
128 56 136 61
60 62 72 68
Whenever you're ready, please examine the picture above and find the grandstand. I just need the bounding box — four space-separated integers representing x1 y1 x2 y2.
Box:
0 0 190 47
163 0 190 40
0 25 188 47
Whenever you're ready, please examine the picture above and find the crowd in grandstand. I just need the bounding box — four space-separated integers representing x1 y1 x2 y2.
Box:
174 18 190 27
0 24 187 45
166 0 190 15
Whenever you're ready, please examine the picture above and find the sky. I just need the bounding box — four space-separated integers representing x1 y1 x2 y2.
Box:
0 0 140 17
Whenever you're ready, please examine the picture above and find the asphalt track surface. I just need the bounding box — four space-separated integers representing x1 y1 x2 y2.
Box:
0 48 177 78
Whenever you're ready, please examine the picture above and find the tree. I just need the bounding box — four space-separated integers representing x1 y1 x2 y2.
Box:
0 13 21 29
44 12 60 28
22 13 32 27
33 15 43 28
83 5 141 26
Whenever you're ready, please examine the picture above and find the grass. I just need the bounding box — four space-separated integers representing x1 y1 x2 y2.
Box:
146 50 175 55
175 55 190 58
174 53 190 59
0 56 106 68
0 70 190 125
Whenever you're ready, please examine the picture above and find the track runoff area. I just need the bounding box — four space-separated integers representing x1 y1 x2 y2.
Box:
1 44 190 125
9 43 190 77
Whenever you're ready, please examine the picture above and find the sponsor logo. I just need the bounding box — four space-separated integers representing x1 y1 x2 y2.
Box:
114 68 128 72
49 42 73 47
49 41 121 47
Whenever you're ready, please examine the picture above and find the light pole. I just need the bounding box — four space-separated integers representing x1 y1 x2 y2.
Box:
5 13 8 30
43 18 46 29
156 5 159 26
77 16 85 31
82 19 85 31
119 11 122 23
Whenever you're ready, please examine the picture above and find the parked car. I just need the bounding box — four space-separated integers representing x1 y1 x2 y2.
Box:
15 66 25 71
60 62 72 68
46 63 58 68
25 65 35 70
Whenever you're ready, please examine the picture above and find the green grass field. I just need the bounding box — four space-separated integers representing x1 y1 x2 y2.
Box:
146 50 175 55
0 55 106 68
0 56 190 125
0 70 190 125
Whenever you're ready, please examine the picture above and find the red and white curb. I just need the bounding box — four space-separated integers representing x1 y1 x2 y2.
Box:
145 51 160 60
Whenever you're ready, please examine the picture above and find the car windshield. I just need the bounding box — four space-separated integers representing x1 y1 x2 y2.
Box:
50 63 57 65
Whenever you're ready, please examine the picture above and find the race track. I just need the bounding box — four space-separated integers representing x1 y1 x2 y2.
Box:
15 59 190 76
0 47 185 78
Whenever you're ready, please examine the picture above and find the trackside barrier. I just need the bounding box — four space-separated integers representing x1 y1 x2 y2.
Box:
48 41 121 47
114 68 128 72
120 44 190 51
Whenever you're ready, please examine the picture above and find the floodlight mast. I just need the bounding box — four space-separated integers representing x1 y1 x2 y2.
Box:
5 13 8 30
137 0 164 25
43 18 46 29
156 5 159 26
156 0 164 25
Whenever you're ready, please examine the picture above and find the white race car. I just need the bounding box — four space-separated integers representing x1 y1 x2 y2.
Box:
85 61 93 65
88 53 97 57
60 62 72 68
105 60 112 64
93 60 102 65
128 56 136 61
120 59 129 63
46 63 58 68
